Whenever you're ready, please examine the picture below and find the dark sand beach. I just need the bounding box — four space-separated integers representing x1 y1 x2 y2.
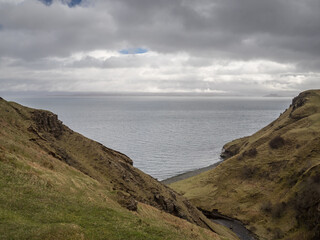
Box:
161 161 222 185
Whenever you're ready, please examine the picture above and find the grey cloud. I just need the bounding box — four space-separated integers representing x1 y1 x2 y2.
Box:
69 53 201 69
6 57 62 69
0 77 72 91
0 1 117 59
70 56 103 68
184 57 213 67
102 56 144 69
0 0 320 94
0 0 319 63
106 0 320 64
69 55 151 69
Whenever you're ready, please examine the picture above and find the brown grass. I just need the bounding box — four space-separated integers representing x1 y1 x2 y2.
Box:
170 90 320 240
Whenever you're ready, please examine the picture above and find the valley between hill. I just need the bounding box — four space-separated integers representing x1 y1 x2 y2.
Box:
2 90 319 240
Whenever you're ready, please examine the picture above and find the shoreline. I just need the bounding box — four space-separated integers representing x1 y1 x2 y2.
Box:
161 160 258 240
161 160 223 185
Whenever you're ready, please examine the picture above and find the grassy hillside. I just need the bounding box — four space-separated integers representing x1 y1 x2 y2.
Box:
170 90 320 240
0 97 238 240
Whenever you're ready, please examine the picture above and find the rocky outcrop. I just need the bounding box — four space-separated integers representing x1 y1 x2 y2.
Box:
291 91 310 111
31 110 64 138
289 90 320 120
117 191 138 211
220 137 249 160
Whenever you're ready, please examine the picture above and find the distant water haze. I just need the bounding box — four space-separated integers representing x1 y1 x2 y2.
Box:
9 95 291 180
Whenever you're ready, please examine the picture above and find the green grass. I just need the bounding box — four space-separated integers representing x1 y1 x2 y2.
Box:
0 98 232 240
170 90 320 240
0 150 220 240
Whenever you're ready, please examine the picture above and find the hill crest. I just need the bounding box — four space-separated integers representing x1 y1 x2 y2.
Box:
170 89 320 240
0 97 238 240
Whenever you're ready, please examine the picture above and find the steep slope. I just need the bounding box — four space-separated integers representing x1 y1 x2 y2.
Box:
0 97 238 240
170 90 320 240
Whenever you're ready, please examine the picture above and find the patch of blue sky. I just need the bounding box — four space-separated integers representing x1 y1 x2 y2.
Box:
38 0 82 7
119 48 148 55
67 0 82 7
39 0 52 6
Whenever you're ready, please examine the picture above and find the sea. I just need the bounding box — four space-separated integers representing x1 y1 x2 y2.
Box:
7 95 291 180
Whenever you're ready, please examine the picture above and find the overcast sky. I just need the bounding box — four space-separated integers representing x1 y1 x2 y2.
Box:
0 0 319 96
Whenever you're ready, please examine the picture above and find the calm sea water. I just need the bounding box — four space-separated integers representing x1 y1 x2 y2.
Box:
9 96 291 180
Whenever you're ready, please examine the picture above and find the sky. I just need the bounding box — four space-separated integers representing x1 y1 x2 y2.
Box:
0 0 319 96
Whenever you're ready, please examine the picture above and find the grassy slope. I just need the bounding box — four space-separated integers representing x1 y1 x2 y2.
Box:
170 90 320 240
0 98 238 240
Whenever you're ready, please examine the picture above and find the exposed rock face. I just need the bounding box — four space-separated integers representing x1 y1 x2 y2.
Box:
31 110 64 138
220 137 249 160
291 91 310 111
220 148 233 159
117 192 138 211
289 90 320 120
